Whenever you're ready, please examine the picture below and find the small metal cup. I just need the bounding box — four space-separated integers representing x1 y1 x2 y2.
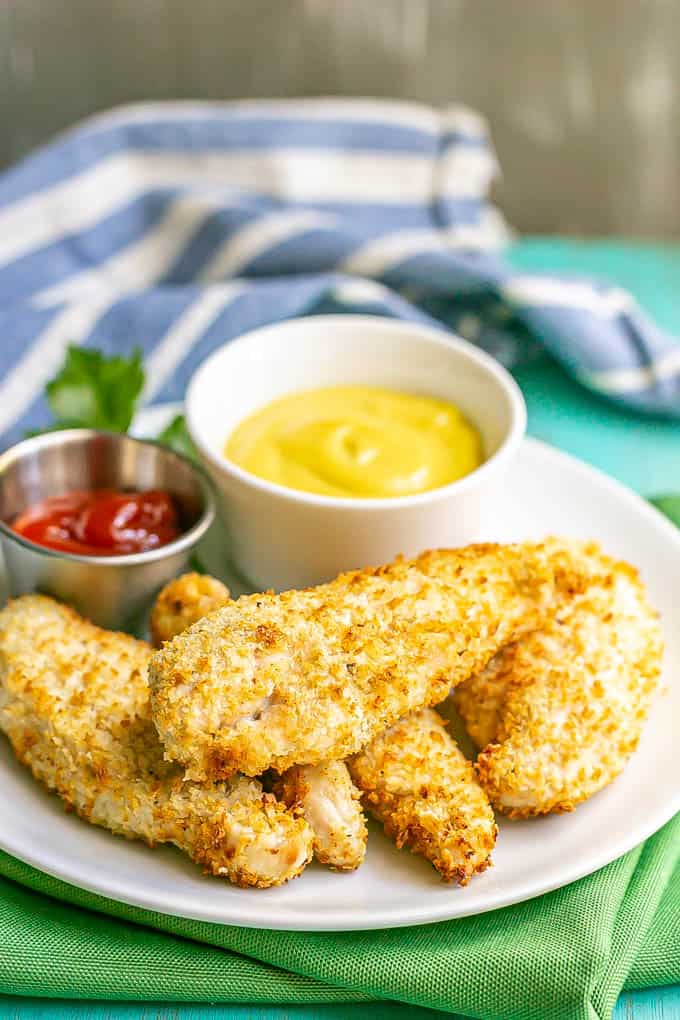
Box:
0 430 216 630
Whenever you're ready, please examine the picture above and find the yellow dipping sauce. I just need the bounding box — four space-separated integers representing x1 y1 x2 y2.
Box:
225 386 482 499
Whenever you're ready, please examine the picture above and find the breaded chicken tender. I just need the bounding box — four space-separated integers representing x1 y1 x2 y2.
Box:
0 595 312 887
273 761 368 871
150 542 586 780
350 708 497 884
455 547 662 817
151 572 231 647
453 649 512 751
150 576 368 870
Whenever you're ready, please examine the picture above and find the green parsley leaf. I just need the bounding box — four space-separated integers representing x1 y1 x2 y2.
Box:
157 413 198 462
649 494 680 529
44 346 145 433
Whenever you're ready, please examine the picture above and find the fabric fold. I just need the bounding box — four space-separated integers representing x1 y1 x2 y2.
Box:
0 812 678 1019
1 97 679 455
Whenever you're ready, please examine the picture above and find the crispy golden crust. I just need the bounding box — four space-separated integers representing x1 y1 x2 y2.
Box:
150 573 231 648
151 575 367 872
0 595 312 887
274 761 367 871
350 708 497 884
453 540 617 748
459 548 663 817
149 542 585 780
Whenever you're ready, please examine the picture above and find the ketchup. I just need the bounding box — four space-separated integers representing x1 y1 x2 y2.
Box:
11 489 182 556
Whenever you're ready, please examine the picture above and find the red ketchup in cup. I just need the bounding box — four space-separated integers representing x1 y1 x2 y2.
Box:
11 489 181 556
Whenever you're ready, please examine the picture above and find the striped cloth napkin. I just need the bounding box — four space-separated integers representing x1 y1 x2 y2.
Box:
1 97 679 450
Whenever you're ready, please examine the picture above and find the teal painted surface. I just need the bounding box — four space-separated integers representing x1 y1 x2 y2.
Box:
0 988 679 1019
516 355 680 497
0 1003 459 1019
2 239 679 1020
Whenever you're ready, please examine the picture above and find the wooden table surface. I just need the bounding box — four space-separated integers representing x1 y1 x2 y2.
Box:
1 239 678 1019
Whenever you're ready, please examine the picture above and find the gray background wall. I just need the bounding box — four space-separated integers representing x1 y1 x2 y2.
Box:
1 0 678 237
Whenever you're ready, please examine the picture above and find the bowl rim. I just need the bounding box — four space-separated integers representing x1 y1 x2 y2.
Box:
186 314 527 511
0 428 216 566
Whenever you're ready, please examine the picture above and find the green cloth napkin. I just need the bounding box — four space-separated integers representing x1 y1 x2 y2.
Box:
0 812 678 1020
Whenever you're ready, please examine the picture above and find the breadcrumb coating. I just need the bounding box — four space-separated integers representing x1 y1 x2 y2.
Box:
454 540 617 748
350 708 497 884
149 542 586 780
151 572 231 647
273 761 368 871
456 546 663 817
0 595 312 887
150 577 368 871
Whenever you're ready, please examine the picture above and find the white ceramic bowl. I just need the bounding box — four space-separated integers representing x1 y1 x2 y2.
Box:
186 315 526 590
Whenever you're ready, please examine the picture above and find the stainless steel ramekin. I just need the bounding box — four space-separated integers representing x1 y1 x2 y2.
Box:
0 430 216 630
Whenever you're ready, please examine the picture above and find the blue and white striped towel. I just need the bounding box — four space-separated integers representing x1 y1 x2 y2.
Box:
1 97 679 449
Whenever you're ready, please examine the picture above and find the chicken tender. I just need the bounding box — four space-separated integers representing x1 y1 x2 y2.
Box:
0 595 312 887
149 541 587 780
151 572 231 647
350 708 497 884
457 551 662 817
149 575 368 872
454 540 620 748
273 761 367 871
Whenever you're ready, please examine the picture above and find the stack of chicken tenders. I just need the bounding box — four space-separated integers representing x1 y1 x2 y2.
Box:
0 538 662 889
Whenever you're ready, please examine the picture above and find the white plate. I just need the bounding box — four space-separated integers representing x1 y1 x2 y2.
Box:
0 405 678 931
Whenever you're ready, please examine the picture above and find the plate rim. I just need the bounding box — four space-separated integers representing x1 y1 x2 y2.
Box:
0 408 678 931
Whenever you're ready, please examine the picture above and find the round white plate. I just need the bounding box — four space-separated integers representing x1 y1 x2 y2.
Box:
0 405 678 931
